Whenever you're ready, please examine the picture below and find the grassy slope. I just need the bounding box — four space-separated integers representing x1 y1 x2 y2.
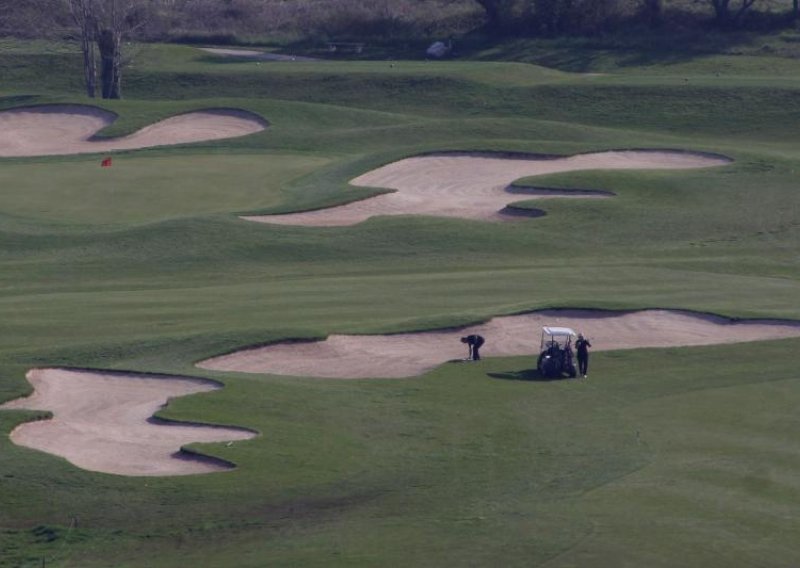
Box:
0 39 799 566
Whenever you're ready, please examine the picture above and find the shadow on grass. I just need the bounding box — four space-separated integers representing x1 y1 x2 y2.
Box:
0 95 39 110
194 55 257 65
462 27 796 72
489 369 577 382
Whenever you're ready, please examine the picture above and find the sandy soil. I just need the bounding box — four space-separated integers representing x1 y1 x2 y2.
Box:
200 47 318 61
0 105 268 157
244 150 730 226
1 368 255 476
198 309 800 379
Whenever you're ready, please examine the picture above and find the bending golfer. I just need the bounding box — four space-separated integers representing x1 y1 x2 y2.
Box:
461 334 485 361
575 334 591 378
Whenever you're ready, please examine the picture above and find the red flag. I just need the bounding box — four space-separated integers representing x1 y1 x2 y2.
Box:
101 157 112 167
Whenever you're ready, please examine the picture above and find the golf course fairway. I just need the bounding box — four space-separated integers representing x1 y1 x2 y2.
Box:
0 38 799 567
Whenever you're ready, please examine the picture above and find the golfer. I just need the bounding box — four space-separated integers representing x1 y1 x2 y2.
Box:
575 334 591 378
461 334 485 361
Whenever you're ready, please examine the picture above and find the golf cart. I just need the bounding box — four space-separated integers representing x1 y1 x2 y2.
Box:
537 326 578 378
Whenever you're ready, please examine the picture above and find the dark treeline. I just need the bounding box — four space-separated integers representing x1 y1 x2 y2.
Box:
2 0 799 101
474 0 799 35
1 0 799 44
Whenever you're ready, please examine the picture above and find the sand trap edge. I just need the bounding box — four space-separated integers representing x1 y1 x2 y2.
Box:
198 306 800 358
0 102 118 118
87 106 271 142
499 205 548 219
196 307 800 380
198 47 319 62
413 148 735 164
2 367 259 476
239 188 395 219
239 148 732 224
0 104 270 159
506 185 616 197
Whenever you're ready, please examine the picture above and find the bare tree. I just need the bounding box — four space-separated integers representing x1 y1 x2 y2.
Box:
473 0 518 33
66 0 151 99
532 0 565 33
67 0 98 97
533 0 620 34
706 0 760 27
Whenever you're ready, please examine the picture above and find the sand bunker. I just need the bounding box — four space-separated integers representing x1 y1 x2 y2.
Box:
1 368 255 476
200 47 318 62
244 150 730 226
198 309 800 379
0 105 268 157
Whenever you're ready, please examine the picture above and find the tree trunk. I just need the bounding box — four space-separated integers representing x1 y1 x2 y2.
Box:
641 0 662 28
68 0 97 98
476 0 503 34
794 0 799 20
97 28 122 99
711 0 731 26
710 0 760 27
731 0 758 24
533 0 561 34
80 30 97 98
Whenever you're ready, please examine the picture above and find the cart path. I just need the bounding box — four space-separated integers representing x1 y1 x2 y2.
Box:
243 150 730 226
1 368 255 476
0 105 267 157
198 309 800 379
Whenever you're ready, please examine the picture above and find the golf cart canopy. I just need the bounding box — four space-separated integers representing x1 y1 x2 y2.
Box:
542 326 577 337
537 326 579 378
540 326 578 350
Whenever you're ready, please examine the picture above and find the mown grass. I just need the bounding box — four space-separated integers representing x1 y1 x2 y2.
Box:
3 343 799 567
0 154 331 226
0 37 799 567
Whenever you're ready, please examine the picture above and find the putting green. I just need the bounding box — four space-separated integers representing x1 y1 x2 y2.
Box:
0 154 330 225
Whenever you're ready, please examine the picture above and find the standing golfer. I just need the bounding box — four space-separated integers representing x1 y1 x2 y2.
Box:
575 334 591 378
461 334 485 361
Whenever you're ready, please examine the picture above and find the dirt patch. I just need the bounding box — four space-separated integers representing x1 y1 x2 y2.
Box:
200 47 318 62
1 368 255 476
0 105 268 157
243 150 730 226
197 309 800 379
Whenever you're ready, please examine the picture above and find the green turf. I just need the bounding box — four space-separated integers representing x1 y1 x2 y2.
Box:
0 154 331 226
0 37 799 567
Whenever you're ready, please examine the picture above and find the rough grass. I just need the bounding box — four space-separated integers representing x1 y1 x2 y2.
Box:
0 37 799 567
